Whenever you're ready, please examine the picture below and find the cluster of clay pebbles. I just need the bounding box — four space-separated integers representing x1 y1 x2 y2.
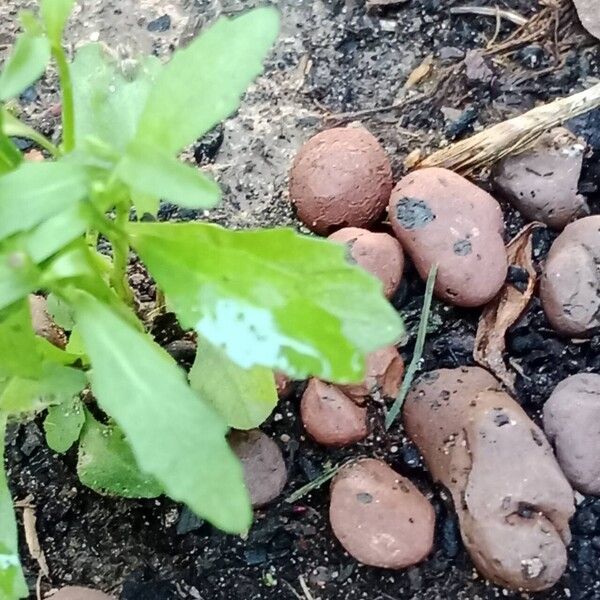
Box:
285 124 600 592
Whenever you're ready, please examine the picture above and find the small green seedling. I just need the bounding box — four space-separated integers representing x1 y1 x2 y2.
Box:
0 2 404 596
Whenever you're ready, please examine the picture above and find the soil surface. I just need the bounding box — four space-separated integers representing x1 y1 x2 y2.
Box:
2 0 600 599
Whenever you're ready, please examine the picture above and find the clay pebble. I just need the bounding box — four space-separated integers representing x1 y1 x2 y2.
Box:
543 373 600 495
540 215 600 337
49 587 115 600
229 429 287 508
301 379 368 446
290 127 392 235
340 346 404 401
329 458 435 569
389 167 507 307
573 0 600 41
328 227 404 298
492 128 588 229
404 367 575 591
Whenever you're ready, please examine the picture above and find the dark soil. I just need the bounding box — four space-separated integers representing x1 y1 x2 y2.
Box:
3 0 600 599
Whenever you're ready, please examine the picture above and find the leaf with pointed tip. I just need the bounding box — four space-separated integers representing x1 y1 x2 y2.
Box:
44 396 85 453
40 0 74 46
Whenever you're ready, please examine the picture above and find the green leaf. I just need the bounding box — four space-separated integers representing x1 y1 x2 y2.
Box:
0 415 28 600
117 143 221 209
0 160 88 241
189 336 278 430
72 292 252 532
40 0 74 46
2 108 57 156
127 223 404 382
44 396 85 453
77 411 162 498
46 293 75 330
0 112 22 175
134 8 279 154
0 33 51 101
131 192 159 220
71 44 161 151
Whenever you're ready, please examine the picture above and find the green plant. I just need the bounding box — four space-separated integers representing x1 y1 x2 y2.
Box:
0 2 404 596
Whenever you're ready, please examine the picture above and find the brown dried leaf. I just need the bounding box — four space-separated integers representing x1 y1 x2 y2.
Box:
474 223 543 391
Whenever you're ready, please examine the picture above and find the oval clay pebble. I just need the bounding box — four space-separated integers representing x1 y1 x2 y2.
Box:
492 128 588 230
543 373 600 495
289 127 393 235
301 379 368 446
404 367 574 591
389 168 508 307
328 227 404 298
229 429 287 508
329 458 435 569
340 346 404 402
49 587 115 600
540 215 600 337
29 295 67 349
573 0 600 41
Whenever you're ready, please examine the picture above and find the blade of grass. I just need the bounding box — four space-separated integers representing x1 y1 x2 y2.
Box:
285 461 349 504
385 264 437 430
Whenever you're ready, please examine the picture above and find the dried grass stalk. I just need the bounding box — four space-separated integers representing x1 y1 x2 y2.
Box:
417 81 600 174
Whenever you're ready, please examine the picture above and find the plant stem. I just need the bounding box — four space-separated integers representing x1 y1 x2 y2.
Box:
110 204 134 306
52 44 75 153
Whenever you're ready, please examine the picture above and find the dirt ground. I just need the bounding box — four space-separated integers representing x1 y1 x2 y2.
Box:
2 0 600 599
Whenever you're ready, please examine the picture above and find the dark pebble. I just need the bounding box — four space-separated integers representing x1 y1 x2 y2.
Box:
147 14 171 32
194 125 224 164
445 106 478 140
176 507 205 535
244 545 268 566
572 504 599 536
400 442 422 469
440 515 460 558
19 85 38 104
507 265 529 292
517 44 546 69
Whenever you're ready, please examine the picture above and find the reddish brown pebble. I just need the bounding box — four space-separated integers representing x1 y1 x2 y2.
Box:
340 346 404 401
328 227 404 298
301 379 368 446
329 458 435 569
229 429 287 508
493 128 588 229
389 168 507 307
289 127 393 235
24 148 44 162
274 372 293 399
540 215 600 337
404 367 574 591
28 295 67 349
544 373 600 495
49 587 114 600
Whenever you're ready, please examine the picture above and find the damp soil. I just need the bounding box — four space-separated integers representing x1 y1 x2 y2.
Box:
2 0 600 599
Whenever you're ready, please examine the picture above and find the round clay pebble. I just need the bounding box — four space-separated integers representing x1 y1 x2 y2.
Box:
328 227 404 298
540 215 600 337
289 127 393 235
229 429 287 508
274 372 293 399
301 379 368 446
329 458 435 569
28 295 67 349
492 128 589 229
573 0 600 41
389 167 508 307
49 587 115 600
340 346 404 401
404 367 575 591
543 373 600 495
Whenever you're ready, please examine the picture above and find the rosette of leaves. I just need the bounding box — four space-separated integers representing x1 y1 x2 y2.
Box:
0 1 403 596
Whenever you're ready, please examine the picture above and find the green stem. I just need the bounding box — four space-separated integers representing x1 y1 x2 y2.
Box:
52 44 75 153
110 204 134 306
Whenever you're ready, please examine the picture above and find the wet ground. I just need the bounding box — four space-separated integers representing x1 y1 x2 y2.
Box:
2 0 600 598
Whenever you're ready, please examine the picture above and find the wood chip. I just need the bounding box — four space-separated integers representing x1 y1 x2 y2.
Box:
474 223 543 391
366 0 409 7
403 54 433 90
23 505 50 578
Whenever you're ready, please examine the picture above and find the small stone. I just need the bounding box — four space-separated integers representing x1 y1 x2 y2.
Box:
147 14 171 32
540 215 600 337
289 126 393 235
340 346 404 401
28 295 67 349
329 458 435 568
49 587 114 600
24 149 44 162
438 46 465 62
492 128 589 229
389 168 507 307
464 49 493 82
176 506 205 535
229 430 287 508
300 379 368 446
404 367 575 591
328 227 404 298
543 373 600 495
572 0 600 41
